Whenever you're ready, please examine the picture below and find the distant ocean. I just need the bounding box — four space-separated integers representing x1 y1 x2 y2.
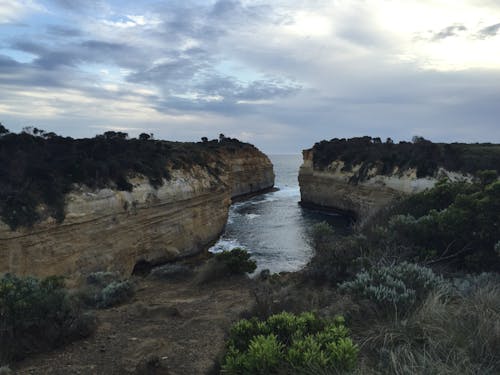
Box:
209 154 351 274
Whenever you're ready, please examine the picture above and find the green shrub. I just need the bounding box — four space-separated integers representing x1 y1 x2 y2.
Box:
383 180 500 271
477 170 498 186
221 313 358 374
98 280 135 308
0 128 256 229
78 273 135 309
311 137 500 180
450 272 500 297
339 262 442 316
149 264 192 280
309 222 336 254
214 248 257 275
197 248 256 283
86 271 120 286
306 228 365 284
0 274 94 364
364 279 500 374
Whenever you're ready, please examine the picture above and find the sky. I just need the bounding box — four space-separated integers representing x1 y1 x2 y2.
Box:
0 0 499 153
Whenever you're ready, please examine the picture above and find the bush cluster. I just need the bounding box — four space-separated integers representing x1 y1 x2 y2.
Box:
80 271 135 308
365 278 500 374
0 274 95 364
0 127 256 229
387 179 500 270
197 248 257 283
306 222 364 283
214 248 257 275
339 262 443 316
221 312 358 374
149 264 192 280
311 136 500 181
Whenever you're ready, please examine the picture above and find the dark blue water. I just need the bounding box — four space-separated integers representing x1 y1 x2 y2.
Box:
209 154 351 273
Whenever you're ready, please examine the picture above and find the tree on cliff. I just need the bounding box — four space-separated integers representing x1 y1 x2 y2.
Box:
0 123 9 136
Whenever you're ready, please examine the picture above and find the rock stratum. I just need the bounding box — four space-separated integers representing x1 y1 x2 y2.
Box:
0 133 274 283
299 137 500 219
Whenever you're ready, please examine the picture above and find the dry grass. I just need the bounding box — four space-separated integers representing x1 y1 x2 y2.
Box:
358 281 500 374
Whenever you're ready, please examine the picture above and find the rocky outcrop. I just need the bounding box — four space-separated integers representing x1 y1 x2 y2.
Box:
0 148 274 283
299 149 470 219
224 152 275 198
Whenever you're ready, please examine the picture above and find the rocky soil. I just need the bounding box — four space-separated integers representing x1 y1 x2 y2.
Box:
14 276 256 375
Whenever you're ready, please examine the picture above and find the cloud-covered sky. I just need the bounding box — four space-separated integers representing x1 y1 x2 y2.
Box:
1 0 499 153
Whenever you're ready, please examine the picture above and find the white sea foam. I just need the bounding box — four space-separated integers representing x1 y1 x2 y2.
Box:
273 186 300 198
245 213 260 220
209 238 246 253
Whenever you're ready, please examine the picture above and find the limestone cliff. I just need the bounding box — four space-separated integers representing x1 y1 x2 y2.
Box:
299 141 482 218
224 151 275 198
0 141 274 283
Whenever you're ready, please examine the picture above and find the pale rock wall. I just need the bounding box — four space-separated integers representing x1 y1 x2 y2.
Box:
0 150 274 283
299 149 471 219
225 153 275 198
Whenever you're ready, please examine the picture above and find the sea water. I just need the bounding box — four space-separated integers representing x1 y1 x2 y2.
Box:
209 154 351 273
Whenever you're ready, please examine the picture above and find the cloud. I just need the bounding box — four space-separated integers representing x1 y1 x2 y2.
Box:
45 25 82 37
1 0 500 153
48 0 103 12
477 22 500 38
432 24 467 40
0 0 43 24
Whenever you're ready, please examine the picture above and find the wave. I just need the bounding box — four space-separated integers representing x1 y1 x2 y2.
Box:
208 238 246 253
245 213 260 220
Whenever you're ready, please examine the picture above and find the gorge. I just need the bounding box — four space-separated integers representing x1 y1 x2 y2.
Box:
0 132 274 283
298 137 500 219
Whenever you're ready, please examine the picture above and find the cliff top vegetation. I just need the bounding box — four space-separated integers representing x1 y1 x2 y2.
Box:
0 125 256 230
310 136 500 181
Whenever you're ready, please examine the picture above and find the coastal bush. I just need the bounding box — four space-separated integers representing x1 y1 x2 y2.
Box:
78 272 135 308
362 278 500 374
0 274 95 364
98 280 135 308
197 248 256 283
215 248 257 275
0 127 255 229
339 262 443 316
221 313 358 374
311 137 500 181
86 271 120 286
149 264 192 280
248 278 344 320
449 272 500 297
306 223 364 283
386 180 500 270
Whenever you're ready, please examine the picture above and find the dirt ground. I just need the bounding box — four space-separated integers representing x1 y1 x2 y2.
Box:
14 276 256 375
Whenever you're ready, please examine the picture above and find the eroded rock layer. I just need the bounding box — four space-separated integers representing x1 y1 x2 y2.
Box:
299 148 471 219
0 148 274 283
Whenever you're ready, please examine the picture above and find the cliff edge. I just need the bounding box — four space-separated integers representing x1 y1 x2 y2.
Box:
299 137 500 219
0 131 274 282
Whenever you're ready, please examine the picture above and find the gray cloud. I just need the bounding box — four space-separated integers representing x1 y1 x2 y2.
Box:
432 24 467 40
49 0 104 12
1 1 500 153
46 25 82 37
477 22 500 38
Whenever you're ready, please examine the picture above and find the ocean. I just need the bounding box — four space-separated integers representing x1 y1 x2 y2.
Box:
209 154 351 274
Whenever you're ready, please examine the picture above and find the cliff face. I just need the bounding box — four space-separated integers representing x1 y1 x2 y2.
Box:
224 151 275 198
299 148 471 219
0 147 274 283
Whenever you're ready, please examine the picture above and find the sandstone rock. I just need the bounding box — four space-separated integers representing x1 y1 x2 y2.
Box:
0 148 274 284
298 148 471 219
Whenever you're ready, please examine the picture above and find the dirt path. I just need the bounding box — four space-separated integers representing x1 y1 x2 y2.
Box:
14 277 255 375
